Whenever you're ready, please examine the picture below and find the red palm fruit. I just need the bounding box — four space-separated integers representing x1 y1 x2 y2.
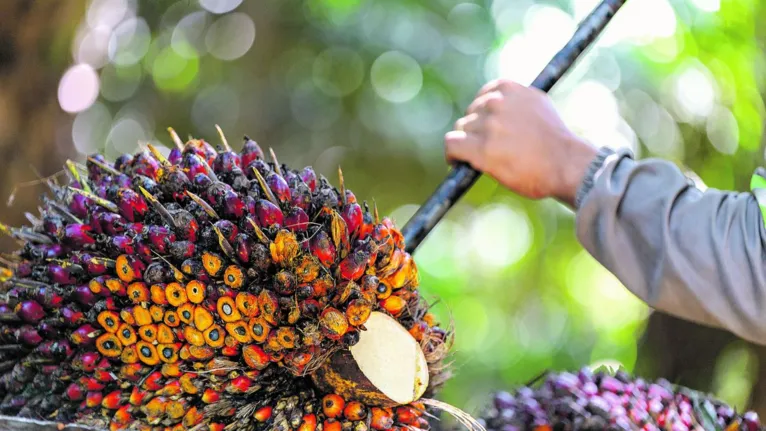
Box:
409 321 430 342
338 249 369 281
322 394 345 418
254 406 273 422
48 264 77 285
62 223 96 247
181 153 210 181
147 225 175 254
344 401 367 421
300 167 317 192
323 419 342 431
172 210 199 242
235 292 259 317
298 414 318 431
342 202 363 236
370 407 394 430
235 233 256 264
115 254 146 283
132 150 160 178
320 307 348 341
61 306 86 326
142 396 167 421
169 240 195 261
129 386 147 406
94 369 117 383
310 230 336 267
142 371 164 391
168 147 182 165
71 285 96 307
240 136 265 167
15 300 44 324
113 404 132 425
258 290 280 326
202 388 220 404
227 375 254 393
101 390 123 410
86 391 103 408
66 383 85 401
213 151 241 173
73 351 101 372
242 344 270 370
103 235 132 258
71 323 99 346
157 379 182 397
346 299 372 327
92 212 125 236
255 199 283 228
284 206 309 232
68 193 90 219
290 182 312 212
14 326 41 347
223 190 245 219
82 254 110 275
380 295 407 316
115 188 148 222
266 172 291 203
213 219 239 243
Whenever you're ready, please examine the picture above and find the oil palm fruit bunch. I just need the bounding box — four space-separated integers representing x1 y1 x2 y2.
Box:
0 126 455 431
475 367 764 431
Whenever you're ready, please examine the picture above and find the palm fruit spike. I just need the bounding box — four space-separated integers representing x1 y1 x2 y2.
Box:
473 367 765 431
0 127 455 431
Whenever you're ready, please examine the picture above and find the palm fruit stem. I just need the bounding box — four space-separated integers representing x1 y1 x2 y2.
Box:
400 0 628 254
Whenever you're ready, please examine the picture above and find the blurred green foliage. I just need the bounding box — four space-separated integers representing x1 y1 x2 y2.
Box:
52 0 766 420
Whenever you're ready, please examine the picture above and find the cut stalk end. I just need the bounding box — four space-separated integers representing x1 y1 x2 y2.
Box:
311 311 429 407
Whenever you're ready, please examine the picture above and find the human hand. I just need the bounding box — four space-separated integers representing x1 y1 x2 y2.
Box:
444 79 599 207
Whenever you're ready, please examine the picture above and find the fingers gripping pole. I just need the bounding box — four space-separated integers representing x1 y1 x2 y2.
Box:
401 0 628 254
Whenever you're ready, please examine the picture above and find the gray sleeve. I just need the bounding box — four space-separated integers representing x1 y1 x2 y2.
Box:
574 148 766 345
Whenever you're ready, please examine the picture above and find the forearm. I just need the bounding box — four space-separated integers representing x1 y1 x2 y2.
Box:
574 148 766 345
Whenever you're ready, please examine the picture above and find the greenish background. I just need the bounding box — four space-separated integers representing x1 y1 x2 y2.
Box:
1 0 766 423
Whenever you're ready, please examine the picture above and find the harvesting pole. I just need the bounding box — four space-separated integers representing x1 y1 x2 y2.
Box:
401 0 628 254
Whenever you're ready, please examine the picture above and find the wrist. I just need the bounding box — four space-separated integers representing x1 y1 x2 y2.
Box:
553 135 599 207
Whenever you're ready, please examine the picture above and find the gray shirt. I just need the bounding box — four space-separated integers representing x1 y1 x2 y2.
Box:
575 148 766 345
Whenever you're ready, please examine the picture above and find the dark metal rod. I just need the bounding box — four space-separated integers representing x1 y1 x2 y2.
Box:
402 0 627 254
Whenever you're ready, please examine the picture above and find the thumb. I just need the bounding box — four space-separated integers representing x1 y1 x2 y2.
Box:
444 130 484 169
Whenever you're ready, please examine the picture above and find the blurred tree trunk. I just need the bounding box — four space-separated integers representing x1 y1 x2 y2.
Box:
635 310 766 417
0 1 82 253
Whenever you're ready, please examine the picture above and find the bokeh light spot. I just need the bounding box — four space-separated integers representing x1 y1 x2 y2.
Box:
108 17 151 66
313 47 365 97
100 63 142 102
58 64 100 113
469 203 533 270
199 0 243 14
205 13 256 61
707 106 740 154
107 116 147 154
75 25 112 69
447 3 494 55
86 0 130 31
672 62 717 122
370 51 423 103
152 45 200 92
172 11 211 59
73 102 112 155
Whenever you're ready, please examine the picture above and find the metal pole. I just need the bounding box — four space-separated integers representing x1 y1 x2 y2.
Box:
402 0 628 254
